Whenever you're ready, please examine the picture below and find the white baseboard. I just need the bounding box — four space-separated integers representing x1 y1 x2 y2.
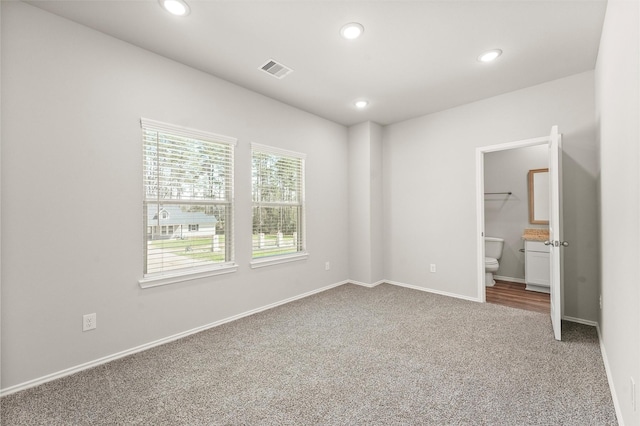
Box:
2 276 613 422
0 280 350 397
384 279 481 303
0 278 481 396
349 279 385 288
595 323 625 426
562 315 598 327
493 275 525 284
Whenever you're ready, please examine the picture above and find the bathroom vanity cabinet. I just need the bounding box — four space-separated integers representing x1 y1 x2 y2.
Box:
524 240 550 293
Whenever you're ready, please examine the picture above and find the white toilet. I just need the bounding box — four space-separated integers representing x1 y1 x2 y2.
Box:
485 237 505 286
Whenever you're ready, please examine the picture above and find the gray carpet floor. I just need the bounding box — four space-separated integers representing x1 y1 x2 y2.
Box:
1 283 617 425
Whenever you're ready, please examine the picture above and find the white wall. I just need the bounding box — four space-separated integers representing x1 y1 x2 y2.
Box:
1 2 349 390
484 145 548 281
383 71 599 321
348 123 372 283
0 0 3 393
348 121 383 285
349 121 384 284
595 0 640 423
370 123 384 283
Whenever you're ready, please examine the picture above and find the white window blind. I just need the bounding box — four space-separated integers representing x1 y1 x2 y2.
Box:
142 118 236 279
251 143 306 260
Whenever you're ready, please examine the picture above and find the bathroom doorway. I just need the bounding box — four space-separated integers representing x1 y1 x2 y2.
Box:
482 144 549 313
475 127 564 340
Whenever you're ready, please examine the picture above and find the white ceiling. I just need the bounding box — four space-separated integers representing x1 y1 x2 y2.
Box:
26 0 607 126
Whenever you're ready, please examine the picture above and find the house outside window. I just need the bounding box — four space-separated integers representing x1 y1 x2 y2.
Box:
141 118 236 282
251 143 306 264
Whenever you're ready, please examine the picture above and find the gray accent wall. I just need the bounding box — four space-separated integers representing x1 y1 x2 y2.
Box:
484 145 548 281
1 2 349 389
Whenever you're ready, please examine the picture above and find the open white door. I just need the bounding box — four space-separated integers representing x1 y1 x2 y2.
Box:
548 125 563 341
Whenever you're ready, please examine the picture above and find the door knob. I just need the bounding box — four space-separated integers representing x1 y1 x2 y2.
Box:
544 241 551 246
561 241 569 247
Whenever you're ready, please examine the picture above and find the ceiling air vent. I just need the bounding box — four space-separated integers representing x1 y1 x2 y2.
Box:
260 59 293 79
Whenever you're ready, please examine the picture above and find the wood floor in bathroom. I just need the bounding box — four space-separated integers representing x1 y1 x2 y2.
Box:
486 280 550 314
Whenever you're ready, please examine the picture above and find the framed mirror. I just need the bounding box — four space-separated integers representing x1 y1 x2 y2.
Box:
528 168 549 224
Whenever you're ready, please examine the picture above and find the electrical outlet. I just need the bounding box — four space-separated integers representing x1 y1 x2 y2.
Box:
430 264 436 273
325 261 330 271
599 294 602 310
83 313 96 332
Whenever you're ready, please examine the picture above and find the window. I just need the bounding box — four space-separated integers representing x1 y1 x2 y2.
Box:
251 143 306 265
141 118 236 286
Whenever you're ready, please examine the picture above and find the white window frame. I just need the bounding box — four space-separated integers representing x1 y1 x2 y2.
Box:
139 118 237 288
250 143 308 268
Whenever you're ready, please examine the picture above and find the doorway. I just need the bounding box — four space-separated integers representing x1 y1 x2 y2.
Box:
476 126 564 340
482 144 549 313
475 135 550 303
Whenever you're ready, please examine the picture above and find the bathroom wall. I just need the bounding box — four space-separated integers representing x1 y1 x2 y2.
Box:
484 145 548 281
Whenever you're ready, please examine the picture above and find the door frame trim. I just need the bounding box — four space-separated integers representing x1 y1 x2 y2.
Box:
475 135 550 302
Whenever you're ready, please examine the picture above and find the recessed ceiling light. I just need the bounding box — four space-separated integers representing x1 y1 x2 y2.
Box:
340 22 364 40
478 49 502 63
355 100 369 109
159 0 190 16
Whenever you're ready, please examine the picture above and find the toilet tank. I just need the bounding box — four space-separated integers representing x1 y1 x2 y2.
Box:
485 237 505 260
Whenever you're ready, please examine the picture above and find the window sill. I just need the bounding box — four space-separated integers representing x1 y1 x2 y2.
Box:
139 263 238 289
250 252 309 269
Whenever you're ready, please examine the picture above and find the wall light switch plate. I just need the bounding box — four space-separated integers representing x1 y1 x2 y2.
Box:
430 264 436 273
